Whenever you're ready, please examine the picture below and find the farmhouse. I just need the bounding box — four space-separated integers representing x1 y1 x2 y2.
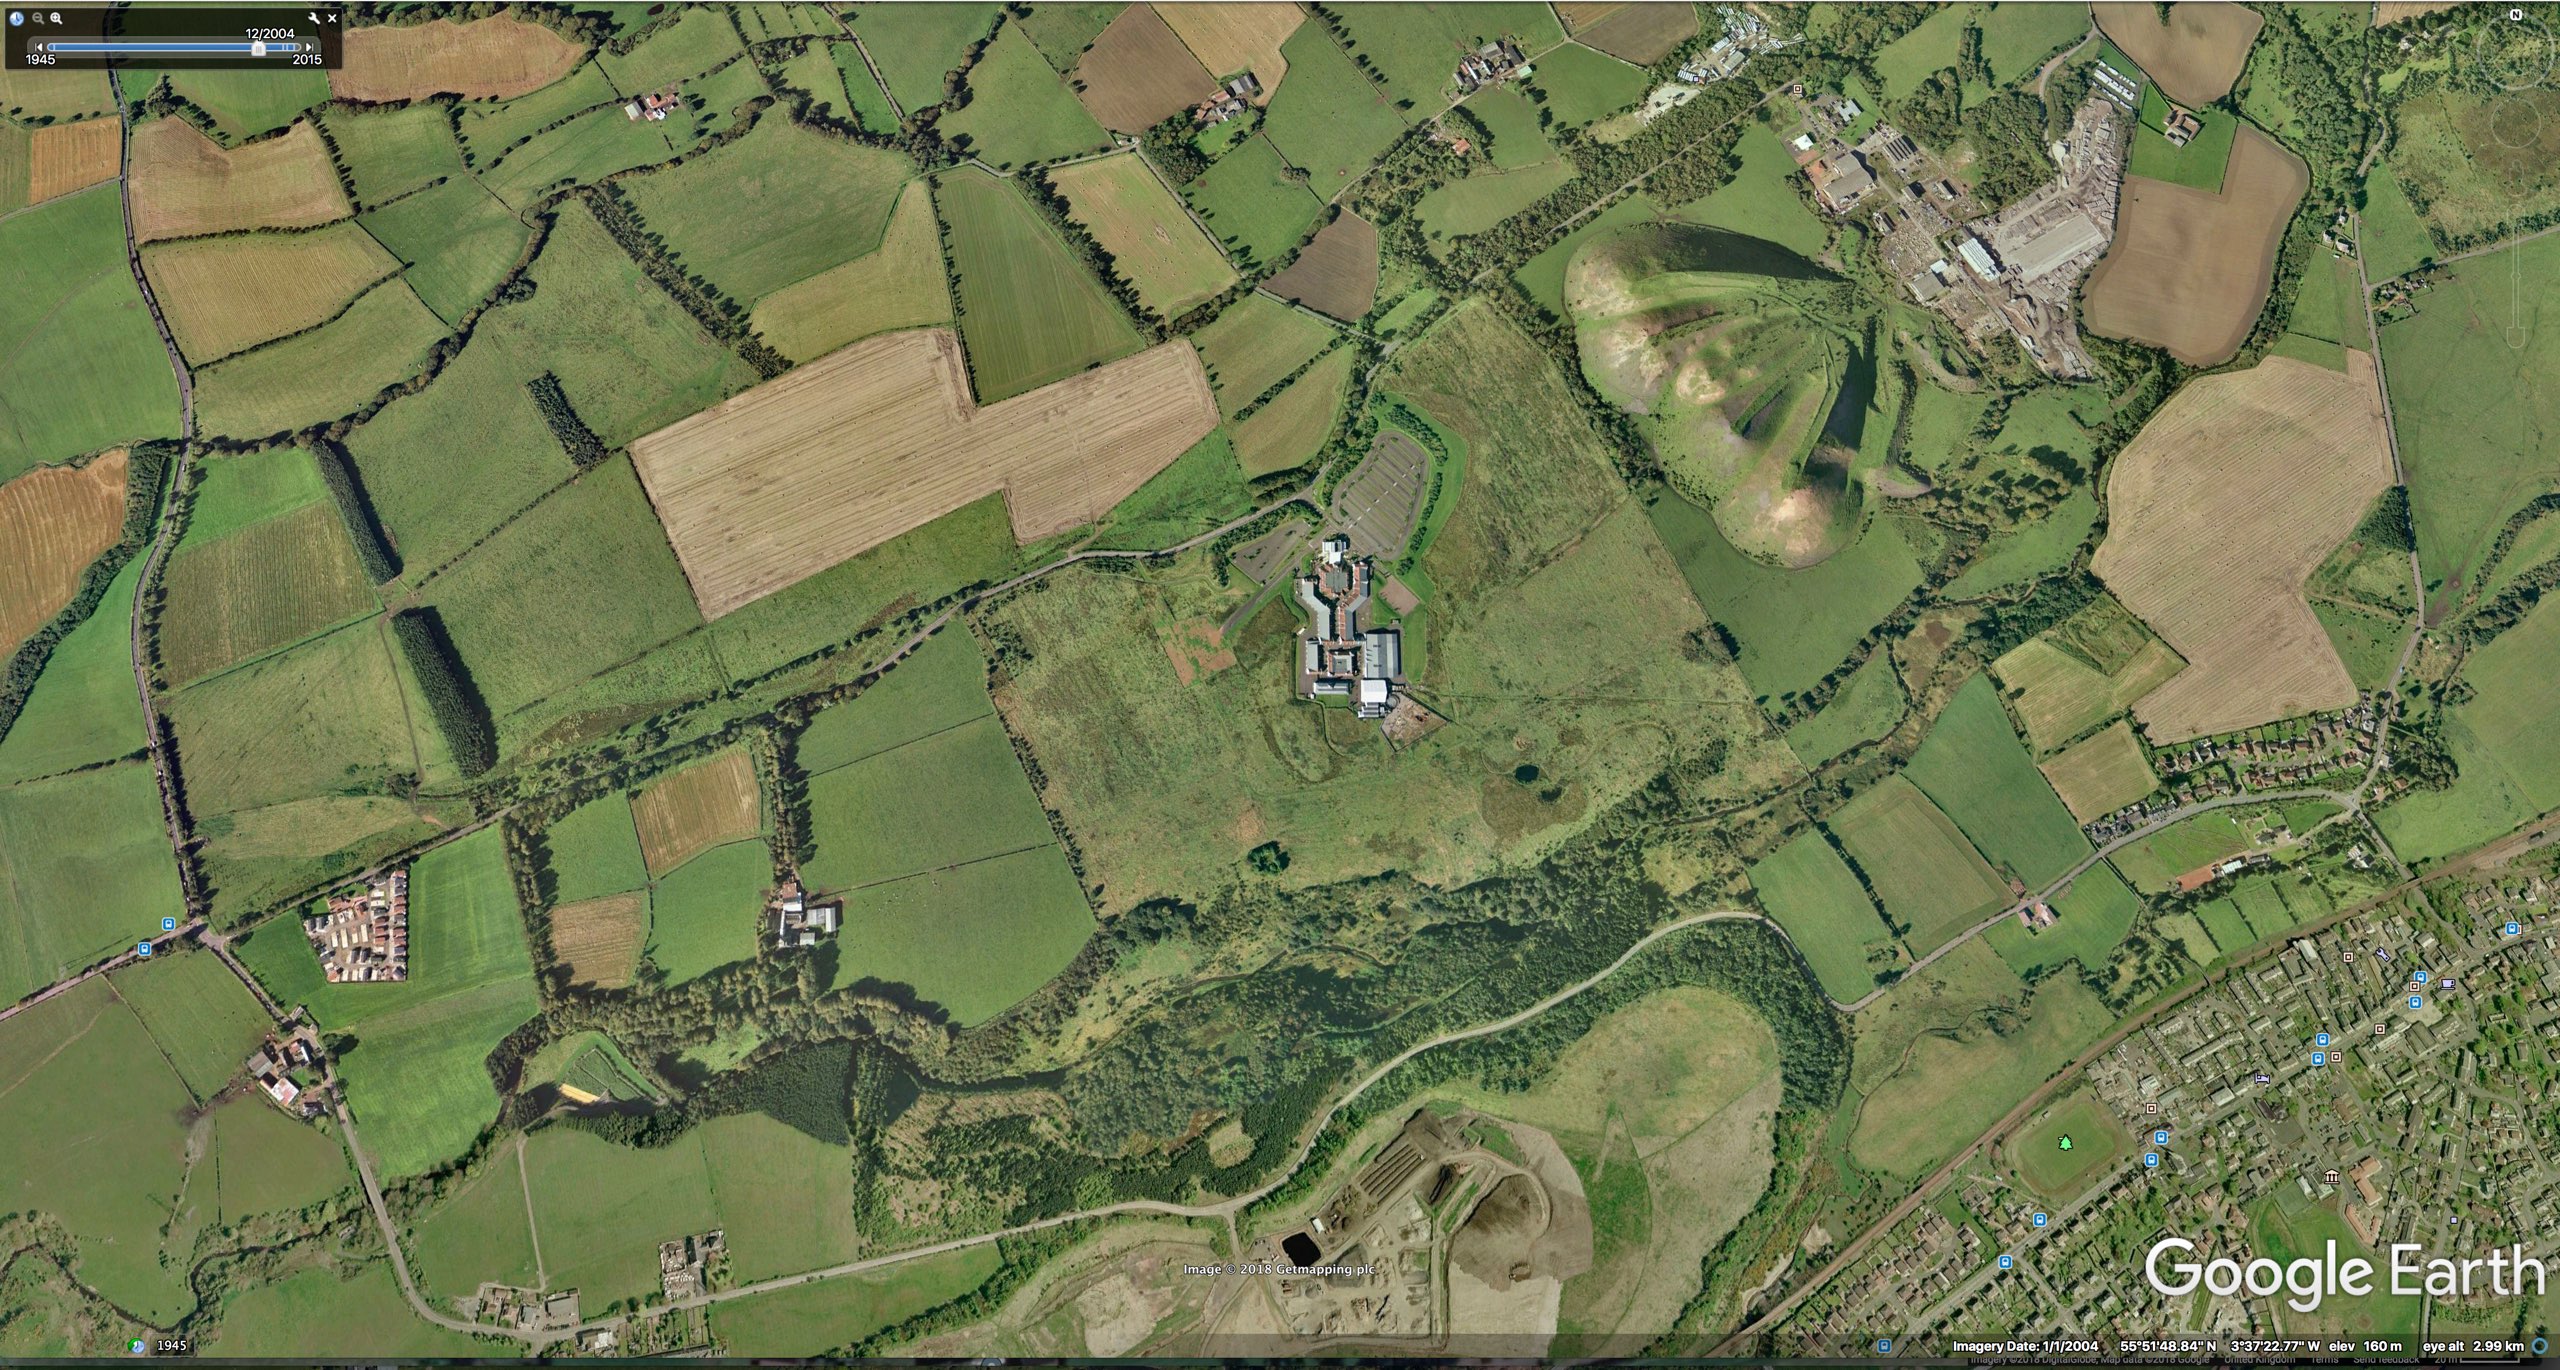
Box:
772 883 843 949
1295 536 1405 720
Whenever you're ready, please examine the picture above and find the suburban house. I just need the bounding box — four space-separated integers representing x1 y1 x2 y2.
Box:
1295 536 1405 720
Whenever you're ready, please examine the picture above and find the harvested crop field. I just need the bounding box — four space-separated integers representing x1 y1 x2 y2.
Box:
0 448 125 654
750 181 949 363
1573 4 1698 65
631 329 1216 617
2092 2 2261 106
2093 353 2394 742
27 119 118 203
1263 211 1380 321
1193 292 1336 416
2040 721 2158 822
158 502 378 685
632 748 762 876
129 118 348 242
1049 153 1237 317
552 891 646 989
331 16 585 101
1154 2 1301 96
1073 4 1218 132
1233 345 1351 476
144 222 400 364
2083 127 2305 366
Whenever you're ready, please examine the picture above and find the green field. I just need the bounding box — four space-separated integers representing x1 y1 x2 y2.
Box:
1467 83 1552 169
1234 345 1352 476
480 101 682 209
323 102 468 206
0 186 182 480
165 614 417 820
357 178 533 325
1331 3 1560 110
1193 293 1338 417
802 714 1058 891
1671 124 1828 259
0 762 185 1007
938 167 1145 402
202 1263 487 1358
1749 831 1894 1001
2410 593 2560 818
705 494 1020 683
1646 493 1926 705
1524 42 1647 128
2108 810 2251 892
2010 1089 2131 1201
1262 21 1410 200
832 41 903 133
151 68 328 141
209 1096 351 1222
796 628 993 773
1828 774 2013 955
407 1147 540 1302
0 979 201 1321
2378 229 2560 603
188 447 326 542
623 116 913 305
1017 2 1119 68
750 180 951 362
644 837 769 984
829 845 1094 1023
847 2 1004 111
1983 862 2143 980
1786 652 1907 767
0 558 148 786
455 60 617 166
345 341 574 580
160 503 379 686
2128 82 2237 190
235 826 539 1178
192 280 452 443
2358 165 2435 281
697 1112 863 1280
597 4 742 93
2039 720 2158 821
107 948 274 1102
1418 155 1578 245
710 1246 1001 1356
425 457 705 727
546 793 650 904
2249 1194 2424 1339
940 19 1111 170
2314 602 2404 691
1182 135 1325 269
523 1123 721 1303
1903 674 2093 888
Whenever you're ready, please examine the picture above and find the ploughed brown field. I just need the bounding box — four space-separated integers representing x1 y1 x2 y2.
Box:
330 15 585 101
2091 2 2263 106
551 892 646 989
1153 2 1303 102
1073 4 1219 133
631 747 761 876
0 449 126 654
1264 211 1381 322
2082 126 2305 366
129 118 349 242
1574 4 1699 65
631 328 1218 618
27 119 119 203
2093 352 2395 743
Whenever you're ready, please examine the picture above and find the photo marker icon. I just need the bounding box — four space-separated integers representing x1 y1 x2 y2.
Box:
2145 1152 2160 1168
2154 1129 2169 1145
135 941 152 958
2312 1052 2327 1066
2316 1032 2330 1047
2032 1212 2048 1228
2508 921 2522 937
2409 994 2425 1010
1999 1254 2014 1270
161 916 176 932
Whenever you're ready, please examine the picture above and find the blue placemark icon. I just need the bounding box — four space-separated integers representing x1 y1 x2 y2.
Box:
1999 1254 2014 1270
2312 1051 2327 1066
2316 1031 2330 1047
161 916 176 932
2145 1152 2160 1168
1877 1338 1893 1354
2410 994 2425 1010
2032 1211 2048 1228
135 941 151 958
2508 921 2523 937
2154 1129 2169 1145
2413 969 2429 985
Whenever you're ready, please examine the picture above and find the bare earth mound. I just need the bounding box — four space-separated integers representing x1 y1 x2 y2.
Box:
1073 5 1219 133
632 748 761 876
28 119 119 203
1154 2 1302 100
632 329 1218 617
1264 212 1379 322
331 16 584 101
130 118 349 242
2093 353 2394 742
2083 127 2305 366
0 449 126 654
2092 2 2263 107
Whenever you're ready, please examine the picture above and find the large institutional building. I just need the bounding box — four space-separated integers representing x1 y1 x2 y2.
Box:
1295 536 1405 719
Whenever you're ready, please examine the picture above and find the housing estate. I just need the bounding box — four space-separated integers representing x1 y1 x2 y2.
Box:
303 870 408 983
1295 536 1405 720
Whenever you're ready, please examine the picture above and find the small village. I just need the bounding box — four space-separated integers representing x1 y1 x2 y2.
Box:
301 868 409 983
244 1021 326 1116
2078 694 2393 846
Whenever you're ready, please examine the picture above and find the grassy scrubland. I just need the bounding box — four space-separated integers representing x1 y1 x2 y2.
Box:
1670 124 1829 258
237 826 538 1177
1943 488 2096 599
1647 494 1925 705
1850 967 2112 1178
1786 653 1906 768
